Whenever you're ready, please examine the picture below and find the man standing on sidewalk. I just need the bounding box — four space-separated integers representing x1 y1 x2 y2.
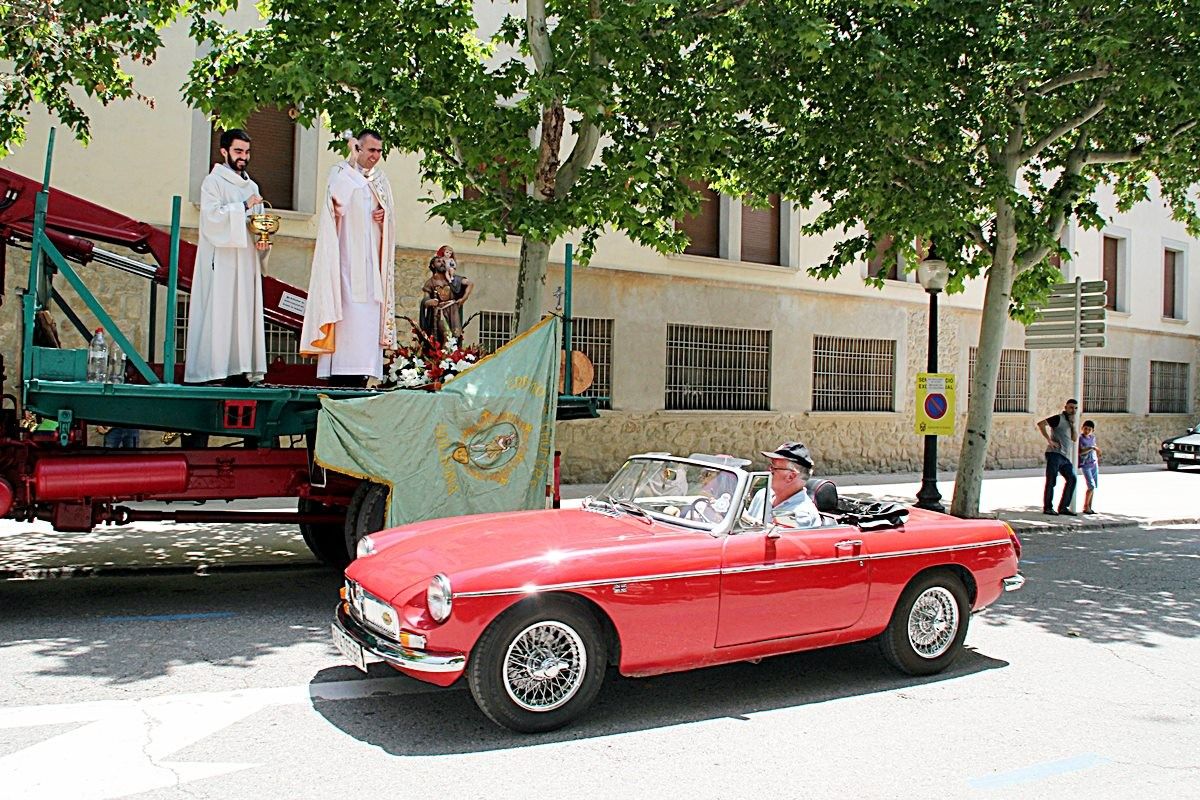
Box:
1037 398 1078 515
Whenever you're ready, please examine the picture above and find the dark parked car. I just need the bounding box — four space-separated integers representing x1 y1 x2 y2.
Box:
1160 422 1200 470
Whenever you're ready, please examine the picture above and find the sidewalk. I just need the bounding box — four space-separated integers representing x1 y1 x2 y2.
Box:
1 463 1195 576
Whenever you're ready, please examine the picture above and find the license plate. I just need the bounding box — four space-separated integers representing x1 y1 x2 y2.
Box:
331 622 369 673
1176 452 1196 459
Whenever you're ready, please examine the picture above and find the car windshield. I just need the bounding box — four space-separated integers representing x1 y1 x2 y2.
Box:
593 457 740 528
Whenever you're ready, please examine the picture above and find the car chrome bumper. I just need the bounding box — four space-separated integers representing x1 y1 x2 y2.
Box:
334 603 465 674
1002 574 1026 592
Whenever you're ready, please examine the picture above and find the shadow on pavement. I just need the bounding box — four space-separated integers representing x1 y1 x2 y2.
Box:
978 524 1199 646
0 568 342 685
308 642 1008 755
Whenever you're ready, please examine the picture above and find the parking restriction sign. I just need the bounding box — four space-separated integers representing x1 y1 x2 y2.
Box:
915 373 955 436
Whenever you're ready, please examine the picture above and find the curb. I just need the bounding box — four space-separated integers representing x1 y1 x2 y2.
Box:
1005 516 1200 537
0 560 326 581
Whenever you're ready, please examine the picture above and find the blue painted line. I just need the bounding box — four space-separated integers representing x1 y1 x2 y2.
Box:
101 611 236 623
969 754 1110 789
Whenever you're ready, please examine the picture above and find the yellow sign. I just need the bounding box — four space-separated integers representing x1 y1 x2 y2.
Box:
915 373 956 436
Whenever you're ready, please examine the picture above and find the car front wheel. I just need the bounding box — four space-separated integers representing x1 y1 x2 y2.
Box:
1166 459 1179 471
467 597 607 733
880 571 970 676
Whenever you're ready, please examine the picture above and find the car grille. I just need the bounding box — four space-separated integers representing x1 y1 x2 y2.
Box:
1179 444 1199 454
344 579 399 641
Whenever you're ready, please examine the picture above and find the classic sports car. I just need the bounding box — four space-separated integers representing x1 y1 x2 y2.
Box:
1159 421 1200 470
332 453 1024 732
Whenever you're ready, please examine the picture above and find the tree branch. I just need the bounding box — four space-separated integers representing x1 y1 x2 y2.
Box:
526 0 553 75
1032 65 1111 97
1015 132 1089 271
1019 95 1107 163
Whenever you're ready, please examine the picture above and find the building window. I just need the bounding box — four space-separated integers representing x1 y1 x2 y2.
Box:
867 233 900 281
676 180 720 257
569 317 614 409
209 108 297 210
740 194 781 265
175 293 302 365
812 335 896 412
1150 361 1190 414
1102 234 1126 312
1083 355 1130 413
665 323 771 410
476 310 514 354
476 312 613 408
968 347 1029 412
1164 248 1183 319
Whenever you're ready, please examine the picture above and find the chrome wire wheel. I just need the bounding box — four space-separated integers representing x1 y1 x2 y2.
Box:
907 586 959 659
503 620 587 712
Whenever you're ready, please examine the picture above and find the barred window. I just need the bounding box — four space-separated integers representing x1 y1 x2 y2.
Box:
476 310 514 354
476 312 613 407
1150 361 1190 414
175 293 302 365
812 335 895 412
968 347 1029 412
569 317 613 409
1083 355 1130 413
666 323 771 410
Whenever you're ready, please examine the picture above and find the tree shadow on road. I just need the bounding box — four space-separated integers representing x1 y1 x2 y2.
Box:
977 525 1199 646
308 642 1008 755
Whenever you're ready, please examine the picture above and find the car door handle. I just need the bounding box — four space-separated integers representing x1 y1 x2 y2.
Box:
835 539 863 555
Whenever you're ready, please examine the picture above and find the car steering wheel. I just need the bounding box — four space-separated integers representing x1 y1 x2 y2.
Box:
681 497 716 522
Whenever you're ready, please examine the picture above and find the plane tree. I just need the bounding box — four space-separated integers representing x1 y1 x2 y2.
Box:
743 0 1200 516
185 0 824 332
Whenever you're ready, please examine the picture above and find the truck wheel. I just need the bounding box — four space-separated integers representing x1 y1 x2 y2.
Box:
344 481 389 558
298 498 350 569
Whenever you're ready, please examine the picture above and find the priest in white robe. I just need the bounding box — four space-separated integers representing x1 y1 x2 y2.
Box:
300 130 397 386
184 129 269 385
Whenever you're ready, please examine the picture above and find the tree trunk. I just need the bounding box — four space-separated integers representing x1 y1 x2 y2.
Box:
951 201 1020 517
514 238 551 333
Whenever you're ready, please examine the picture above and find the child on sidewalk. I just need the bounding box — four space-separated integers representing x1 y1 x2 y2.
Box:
1079 420 1102 514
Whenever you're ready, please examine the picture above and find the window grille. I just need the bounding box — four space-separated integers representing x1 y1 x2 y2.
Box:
811 335 895 412
968 347 1029 412
175 293 303 365
569 317 614 409
666 323 771 410
1083 355 1130 413
1150 361 1190 413
476 311 514 354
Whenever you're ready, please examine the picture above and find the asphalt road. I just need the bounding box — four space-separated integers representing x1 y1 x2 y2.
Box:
0 523 1196 799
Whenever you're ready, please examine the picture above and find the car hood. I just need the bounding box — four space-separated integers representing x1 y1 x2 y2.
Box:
1165 430 1200 446
345 507 708 603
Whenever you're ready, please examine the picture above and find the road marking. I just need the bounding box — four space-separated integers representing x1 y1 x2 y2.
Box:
100 611 238 623
968 753 1111 789
0 676 429 799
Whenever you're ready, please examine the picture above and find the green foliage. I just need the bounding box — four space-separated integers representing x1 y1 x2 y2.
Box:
0 1 232 156
743 0 1200 311
184 0 826 264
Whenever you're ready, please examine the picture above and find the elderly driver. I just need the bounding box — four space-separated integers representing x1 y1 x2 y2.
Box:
748 441 821 529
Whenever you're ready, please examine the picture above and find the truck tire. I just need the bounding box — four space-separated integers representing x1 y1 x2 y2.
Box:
298 498 350 569
344 481 389 559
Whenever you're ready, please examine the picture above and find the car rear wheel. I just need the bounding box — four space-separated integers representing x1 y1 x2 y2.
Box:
298 499 350 569
467 597 607 733
880 570 970 676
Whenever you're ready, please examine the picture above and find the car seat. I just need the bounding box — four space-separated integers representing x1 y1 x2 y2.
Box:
808 478 839 514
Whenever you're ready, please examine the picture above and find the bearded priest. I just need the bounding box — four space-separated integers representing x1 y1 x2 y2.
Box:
184 128 269 386
300 129 397 387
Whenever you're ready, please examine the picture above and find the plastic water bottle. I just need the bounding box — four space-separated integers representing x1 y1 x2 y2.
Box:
87 328 108 382
106 344 126 385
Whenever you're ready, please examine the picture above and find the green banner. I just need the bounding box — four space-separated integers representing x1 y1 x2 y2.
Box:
316 316 561 527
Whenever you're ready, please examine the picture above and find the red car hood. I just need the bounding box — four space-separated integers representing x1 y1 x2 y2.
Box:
346 508 705 603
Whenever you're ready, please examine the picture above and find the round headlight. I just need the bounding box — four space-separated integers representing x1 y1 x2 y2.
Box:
426 573 453 623
356 534 377 559
1164 442 1175 450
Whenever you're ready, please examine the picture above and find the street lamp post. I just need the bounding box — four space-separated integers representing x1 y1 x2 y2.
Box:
916 249 950 513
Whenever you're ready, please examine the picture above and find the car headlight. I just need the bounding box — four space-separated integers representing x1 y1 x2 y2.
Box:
426 573 452 623
356 534 377 559
1163 442 1175 450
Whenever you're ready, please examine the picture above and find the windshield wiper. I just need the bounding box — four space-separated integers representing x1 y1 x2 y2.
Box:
613 498 653 524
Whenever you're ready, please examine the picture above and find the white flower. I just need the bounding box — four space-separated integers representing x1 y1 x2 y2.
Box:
464 353 477 363
445 337 459 350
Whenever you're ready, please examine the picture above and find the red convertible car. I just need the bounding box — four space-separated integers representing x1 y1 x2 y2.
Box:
332 453 1024 732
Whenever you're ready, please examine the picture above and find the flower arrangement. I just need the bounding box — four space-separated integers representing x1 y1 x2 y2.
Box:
382 329 480 389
